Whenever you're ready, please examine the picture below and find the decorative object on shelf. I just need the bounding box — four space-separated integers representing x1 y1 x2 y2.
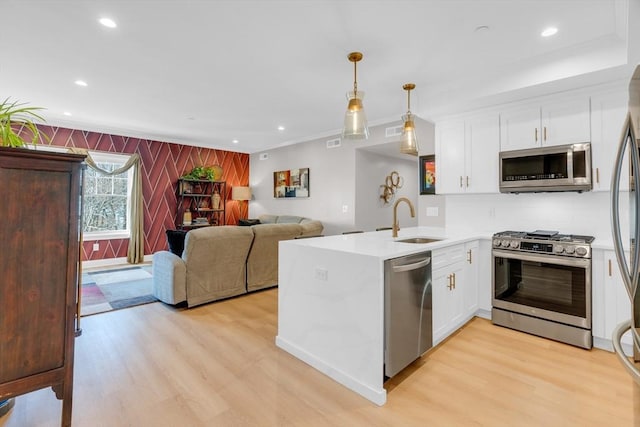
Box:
180 164 223 181
342 52 369 140
0 97 50 147
400 83 419 156
183 208 192 225
212 188 221 209
379 171 404 205
420 155 436 194
273 168 309 198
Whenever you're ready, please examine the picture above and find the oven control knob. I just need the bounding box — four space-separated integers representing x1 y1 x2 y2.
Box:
501 239 510 247
493 239 501 247
575 247 588 256
509 241 519 249
565 246 576 255
554 245 565 254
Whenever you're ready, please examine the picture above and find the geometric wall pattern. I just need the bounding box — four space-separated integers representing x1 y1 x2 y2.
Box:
39 125 249 262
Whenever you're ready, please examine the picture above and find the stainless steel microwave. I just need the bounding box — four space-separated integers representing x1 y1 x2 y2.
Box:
499 143 592 193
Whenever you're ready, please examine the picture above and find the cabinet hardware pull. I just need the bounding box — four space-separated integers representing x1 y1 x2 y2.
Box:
466 176 469 187
447 274 452 290
596 168 600 184
467 249 472 264
609 259 612 277
543 126 547 141
535 128 538 142
459 176 463 188
453 273 456 289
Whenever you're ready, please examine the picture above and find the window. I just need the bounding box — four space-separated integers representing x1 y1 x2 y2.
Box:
83 152 133 240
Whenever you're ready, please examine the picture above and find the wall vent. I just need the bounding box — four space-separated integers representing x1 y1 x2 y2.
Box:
259 153 269 160
385 125 403 138
326 138 341 149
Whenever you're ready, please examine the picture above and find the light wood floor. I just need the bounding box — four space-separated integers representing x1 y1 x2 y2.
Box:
2 288 640 427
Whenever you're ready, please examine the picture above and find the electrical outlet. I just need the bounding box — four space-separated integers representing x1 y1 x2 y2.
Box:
315 268 328 281
93 242 99 251
342 205 348 213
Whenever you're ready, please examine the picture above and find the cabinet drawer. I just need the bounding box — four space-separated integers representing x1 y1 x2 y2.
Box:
432 244 465 270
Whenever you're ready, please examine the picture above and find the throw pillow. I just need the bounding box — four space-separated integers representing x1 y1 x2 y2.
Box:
166 230 187 256
239 219 261 226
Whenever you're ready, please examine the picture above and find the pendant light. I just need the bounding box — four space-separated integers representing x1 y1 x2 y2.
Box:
342 52 369 140
400 83 419 156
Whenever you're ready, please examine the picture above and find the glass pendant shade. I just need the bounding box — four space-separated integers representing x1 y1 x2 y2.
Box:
400 113 419 156
342 91 369 139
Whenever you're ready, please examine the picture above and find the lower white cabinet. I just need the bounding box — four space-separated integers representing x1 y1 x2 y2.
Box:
593 249 633 348
432 242 479 345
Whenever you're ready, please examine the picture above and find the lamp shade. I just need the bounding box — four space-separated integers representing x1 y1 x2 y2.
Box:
232 186 252 201
342 91 369 139
400 113 419 156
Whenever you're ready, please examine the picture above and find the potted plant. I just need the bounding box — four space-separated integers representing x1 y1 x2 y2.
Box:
181 165 218 181
0 97 50 147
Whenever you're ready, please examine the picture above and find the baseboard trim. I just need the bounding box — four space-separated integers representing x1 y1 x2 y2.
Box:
82 254 153 270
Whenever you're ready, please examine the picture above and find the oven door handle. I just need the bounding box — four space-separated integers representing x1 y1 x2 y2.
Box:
492 249 591 268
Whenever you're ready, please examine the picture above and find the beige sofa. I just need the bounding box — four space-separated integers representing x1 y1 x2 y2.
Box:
152 217 323 307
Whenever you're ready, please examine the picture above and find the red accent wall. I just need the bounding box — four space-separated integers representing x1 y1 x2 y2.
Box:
36 125 249 262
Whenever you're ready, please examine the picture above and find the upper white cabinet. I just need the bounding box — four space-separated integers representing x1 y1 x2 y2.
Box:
436 112 500 194
591 89 628 192
500 95 591 151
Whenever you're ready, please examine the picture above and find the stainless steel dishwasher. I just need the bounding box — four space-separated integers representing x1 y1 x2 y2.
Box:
384 251 432 378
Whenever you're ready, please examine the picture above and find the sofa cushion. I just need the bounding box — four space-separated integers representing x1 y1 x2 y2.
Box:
300 220 324 236
166 230 187 256
258 214 278 224
275 215 304 224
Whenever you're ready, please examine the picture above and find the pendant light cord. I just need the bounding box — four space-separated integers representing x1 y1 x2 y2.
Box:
353 60 358 96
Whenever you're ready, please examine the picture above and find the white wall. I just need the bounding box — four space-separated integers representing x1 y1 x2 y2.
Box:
354 150 418 232
443 191 628 243
249 119 432 235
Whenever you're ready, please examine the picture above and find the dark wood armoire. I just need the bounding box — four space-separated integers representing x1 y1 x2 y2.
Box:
0 147 85 427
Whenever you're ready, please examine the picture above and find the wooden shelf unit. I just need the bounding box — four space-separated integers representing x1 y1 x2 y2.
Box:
176 179 226 229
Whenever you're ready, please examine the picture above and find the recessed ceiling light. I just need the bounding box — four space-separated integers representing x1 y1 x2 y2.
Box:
63 112 72 116
474 25 490 33
99 18 117 28
541 27 558 37
278 125 285 131
75 80 88 87
232 139 239 144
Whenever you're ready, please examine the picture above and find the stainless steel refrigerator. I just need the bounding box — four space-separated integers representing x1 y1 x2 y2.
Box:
611 64 640 381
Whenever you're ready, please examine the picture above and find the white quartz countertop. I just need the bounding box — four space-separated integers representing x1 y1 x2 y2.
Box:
284 226 492 260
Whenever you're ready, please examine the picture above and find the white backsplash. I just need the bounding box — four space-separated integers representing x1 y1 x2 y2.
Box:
443 191 629 243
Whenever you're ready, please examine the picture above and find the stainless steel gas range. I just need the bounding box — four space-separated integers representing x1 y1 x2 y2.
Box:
491 230 594 349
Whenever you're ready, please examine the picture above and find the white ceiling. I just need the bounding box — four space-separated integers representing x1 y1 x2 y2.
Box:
2 0 634 154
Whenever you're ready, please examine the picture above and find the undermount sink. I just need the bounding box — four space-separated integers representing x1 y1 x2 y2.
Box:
396 237 441 244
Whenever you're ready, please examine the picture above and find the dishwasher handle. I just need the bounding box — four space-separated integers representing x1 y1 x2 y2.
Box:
392 257 431 273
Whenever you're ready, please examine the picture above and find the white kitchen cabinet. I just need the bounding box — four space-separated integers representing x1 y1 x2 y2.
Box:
464 241 479 315
436 113 499 194
591 89 628 192
500 95 591 151
432 242 479 345
603 250 633 347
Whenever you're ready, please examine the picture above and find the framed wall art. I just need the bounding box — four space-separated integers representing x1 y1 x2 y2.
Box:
419 155 436 195
274 168 310 198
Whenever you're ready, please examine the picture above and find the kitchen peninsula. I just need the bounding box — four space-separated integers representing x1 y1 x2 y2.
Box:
276 227 491 405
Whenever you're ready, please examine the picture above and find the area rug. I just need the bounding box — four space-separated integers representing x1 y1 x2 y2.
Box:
81 265 157 316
